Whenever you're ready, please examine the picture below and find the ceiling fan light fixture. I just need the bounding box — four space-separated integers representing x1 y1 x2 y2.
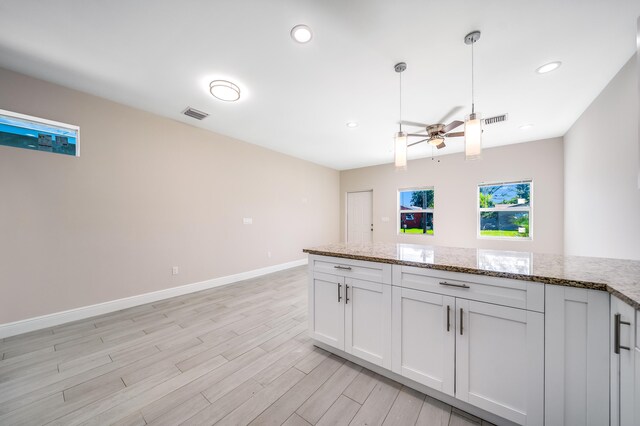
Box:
464 112 482 160
428 137 444 146
209 80 241 102
394 131 407 169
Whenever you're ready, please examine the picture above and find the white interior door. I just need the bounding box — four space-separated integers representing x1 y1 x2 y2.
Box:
347 191 373 243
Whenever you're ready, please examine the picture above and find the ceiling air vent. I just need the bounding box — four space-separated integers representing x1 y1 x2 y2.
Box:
483 114 508 126
182 107 209 120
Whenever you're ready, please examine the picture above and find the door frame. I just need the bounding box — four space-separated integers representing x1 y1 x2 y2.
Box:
345 189 373 243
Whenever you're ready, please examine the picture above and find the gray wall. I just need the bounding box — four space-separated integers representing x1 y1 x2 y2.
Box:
564 56 640 260
340 138 565 254
0 68 340 324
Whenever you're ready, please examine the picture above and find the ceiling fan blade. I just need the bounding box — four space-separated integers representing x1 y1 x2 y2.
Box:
442 120 464 133
444 131 465 138
400 120 429 128
407 138 429 147
437 106 464 125
436 141 446 149
407 133 427 137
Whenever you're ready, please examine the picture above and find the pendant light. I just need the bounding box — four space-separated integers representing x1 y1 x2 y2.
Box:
464 31 482 160
394 62 407 169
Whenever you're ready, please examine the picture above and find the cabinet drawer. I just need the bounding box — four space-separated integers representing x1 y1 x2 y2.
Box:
309 255 391 284
394 265 544 312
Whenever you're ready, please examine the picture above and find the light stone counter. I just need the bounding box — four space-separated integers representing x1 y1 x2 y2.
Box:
303 242 640 309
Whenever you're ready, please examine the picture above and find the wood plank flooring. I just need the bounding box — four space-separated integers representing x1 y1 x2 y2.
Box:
0 266 494 426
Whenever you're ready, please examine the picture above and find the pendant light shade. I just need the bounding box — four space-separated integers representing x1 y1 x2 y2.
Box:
394 131 407 168
464 112 482 160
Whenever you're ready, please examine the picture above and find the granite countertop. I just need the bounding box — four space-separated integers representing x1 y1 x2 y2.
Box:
303 242 640 309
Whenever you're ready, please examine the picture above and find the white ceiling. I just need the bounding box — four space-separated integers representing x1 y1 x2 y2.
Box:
0 0 638 170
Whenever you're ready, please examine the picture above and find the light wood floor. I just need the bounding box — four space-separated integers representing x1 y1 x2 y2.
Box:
0 266 493 426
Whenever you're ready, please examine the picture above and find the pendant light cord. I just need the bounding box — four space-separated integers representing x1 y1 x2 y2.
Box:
471 40 475 115
471 41 476 114
399 70 403 132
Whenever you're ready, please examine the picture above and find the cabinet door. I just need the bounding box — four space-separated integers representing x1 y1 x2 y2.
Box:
344 278 391 368
635 345 640 425
391 287 455 396
309 272 345 350
545 286 609 426
456 299 544 426
610 296 636 426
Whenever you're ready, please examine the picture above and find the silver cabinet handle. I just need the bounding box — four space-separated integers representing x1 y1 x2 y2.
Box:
439 281 470 289
460 308 464 336
614 313 631 354
446 305 451 332
337 283 342 303
334 265 352 270
345 284 350 304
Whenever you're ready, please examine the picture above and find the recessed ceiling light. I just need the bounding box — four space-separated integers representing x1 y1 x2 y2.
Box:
291 24 313 43
209 80 240 102
346 122 358 128
519 124 534 130
536 61 562 74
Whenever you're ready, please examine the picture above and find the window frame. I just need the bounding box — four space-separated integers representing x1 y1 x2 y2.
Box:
0 108 80 157
398 186 435 236
477 180 533 241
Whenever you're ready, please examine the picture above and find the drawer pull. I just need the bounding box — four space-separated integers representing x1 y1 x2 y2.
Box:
614 313 631 354
334 265 352 271
439 281 470 289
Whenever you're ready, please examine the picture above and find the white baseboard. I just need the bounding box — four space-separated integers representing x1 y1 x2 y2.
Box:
0 258 308 339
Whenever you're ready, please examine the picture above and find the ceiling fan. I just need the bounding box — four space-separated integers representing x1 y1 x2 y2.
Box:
400 106 466 150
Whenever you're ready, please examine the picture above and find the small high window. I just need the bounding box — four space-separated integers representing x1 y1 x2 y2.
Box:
478 181 532 239
399 188 434 235
0 109 79 157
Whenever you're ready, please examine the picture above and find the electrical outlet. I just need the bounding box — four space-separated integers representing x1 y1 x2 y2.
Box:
172 266 179 275
243 217 253 225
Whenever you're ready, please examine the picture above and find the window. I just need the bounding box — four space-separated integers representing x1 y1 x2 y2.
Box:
399 188 434 235
0 109 79 157
478 181 531 239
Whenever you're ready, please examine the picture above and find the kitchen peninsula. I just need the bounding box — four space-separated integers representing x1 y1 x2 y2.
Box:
303 243 640 426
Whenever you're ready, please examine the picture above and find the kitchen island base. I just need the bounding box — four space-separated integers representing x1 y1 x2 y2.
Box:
311 339 519 426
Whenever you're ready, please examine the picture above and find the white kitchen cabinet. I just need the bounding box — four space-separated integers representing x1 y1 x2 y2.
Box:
611 296 636 426
309 272 345 350
391 286 455 395
636 344 640 426
344 277 392 368
455 299 544 426
545 286 610 426
391 265 544 425
308 256 392 368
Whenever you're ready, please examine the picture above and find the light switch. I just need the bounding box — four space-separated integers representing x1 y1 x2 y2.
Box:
243 217 253 225
381 216 390 222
